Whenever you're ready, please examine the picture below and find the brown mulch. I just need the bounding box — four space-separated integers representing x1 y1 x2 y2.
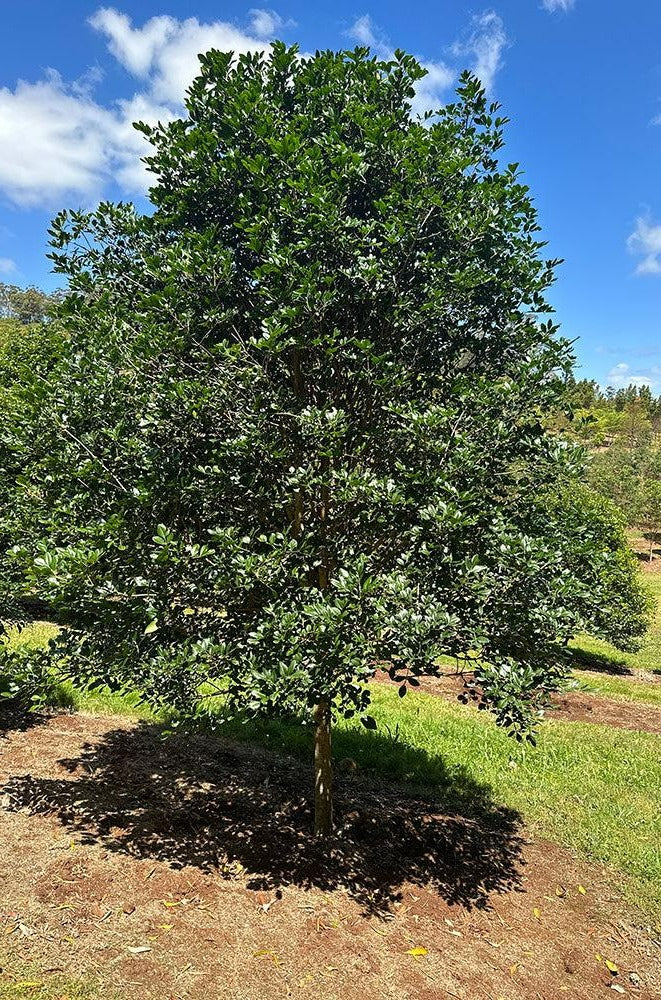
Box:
0 711 659 1000
373 670 661 735
550 692 661 733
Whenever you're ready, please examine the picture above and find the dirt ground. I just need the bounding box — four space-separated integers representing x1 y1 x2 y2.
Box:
0 710 659 1000
373 670 661 735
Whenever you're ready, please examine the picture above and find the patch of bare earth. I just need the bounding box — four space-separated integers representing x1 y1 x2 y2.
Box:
0 711 659 1000
374 671 661 735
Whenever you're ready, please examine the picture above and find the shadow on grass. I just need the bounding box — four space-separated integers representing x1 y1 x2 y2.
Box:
1 717 524 917
563 646 631 677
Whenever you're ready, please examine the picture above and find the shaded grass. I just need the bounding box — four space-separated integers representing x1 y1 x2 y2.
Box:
222 687 661 921
4 607 661 920
3 621 59 653
570 574 661 681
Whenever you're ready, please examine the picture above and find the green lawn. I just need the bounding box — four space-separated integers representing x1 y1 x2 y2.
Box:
569 573 661 685
571 669 661 706
3 577 661 923
222 687 660 922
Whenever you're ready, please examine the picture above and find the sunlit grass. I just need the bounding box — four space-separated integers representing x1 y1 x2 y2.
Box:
3 572 661 922
571 670 661 706
570 573 661 682
0 961 104 999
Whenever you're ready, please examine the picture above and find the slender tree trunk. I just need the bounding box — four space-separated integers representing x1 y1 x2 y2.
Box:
314 699 333 837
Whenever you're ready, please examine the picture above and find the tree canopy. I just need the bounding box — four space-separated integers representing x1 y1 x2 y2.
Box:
1 45 650 832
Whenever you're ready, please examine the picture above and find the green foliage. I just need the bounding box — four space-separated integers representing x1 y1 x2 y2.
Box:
0 309 66 676
1 45 649 740
0 281 62 325
570 571 661 679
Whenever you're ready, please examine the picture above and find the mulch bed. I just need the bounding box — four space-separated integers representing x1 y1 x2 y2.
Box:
0 710 659 999
373 670 661 735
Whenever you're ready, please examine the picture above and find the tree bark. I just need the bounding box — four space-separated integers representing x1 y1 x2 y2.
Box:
314 699 333 837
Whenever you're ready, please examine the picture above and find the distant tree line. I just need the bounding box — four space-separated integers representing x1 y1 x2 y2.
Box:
552 377 661 558
0 281 62 328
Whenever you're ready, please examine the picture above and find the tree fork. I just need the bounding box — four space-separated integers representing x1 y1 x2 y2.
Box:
313 699 333 837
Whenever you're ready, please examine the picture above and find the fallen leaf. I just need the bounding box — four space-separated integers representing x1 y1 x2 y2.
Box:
158 924 173 931
533 908 541 920
162 900 182 908
605 960 619 974
509 964 518 978
578 885 587 895
127 946 152 955
253 949 280 966
556 886 566 897
406 947 428 957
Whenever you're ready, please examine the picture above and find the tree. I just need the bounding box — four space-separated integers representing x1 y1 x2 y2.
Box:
6 46 649 835
639 480 661 561
0 282 62 326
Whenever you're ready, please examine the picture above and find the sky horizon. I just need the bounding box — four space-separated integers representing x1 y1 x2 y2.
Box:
0 1 658 389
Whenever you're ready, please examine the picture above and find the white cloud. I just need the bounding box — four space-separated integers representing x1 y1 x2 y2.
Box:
606 361 661 390
541 0 575 12
348 14 380 48
346 11 505 117
249 9 290 39
0 72 118 207
0 7 507 209
0 8 280 208
627 215 661 276
90 8 272 104
89 9 175 77
450 11 507 92
0 257 16 275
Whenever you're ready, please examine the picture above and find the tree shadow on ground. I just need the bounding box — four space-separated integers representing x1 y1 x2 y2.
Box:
0 703 50 738
1 719 524 917
563 646 631 677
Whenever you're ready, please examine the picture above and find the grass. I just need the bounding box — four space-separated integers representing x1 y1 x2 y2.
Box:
572 669 661 706
569 573 661 685
3 575 661 922
0 962 103 999
218 687 661 921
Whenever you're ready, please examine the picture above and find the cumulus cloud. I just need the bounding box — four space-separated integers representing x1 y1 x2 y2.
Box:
541 0 575 12
346 9 504 116
90 8 273 104
0 72 118 207
450 11 507 92
627 215 661 276
249 9 292 39
0 6 507 209
0 257 16 275
606 362 661 390
0 8 280 208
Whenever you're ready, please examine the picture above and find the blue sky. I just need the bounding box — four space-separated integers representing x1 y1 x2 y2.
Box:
0 1 659 389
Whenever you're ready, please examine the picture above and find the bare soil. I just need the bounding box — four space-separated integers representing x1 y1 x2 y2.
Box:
1 710 659 1000
374 670 661 735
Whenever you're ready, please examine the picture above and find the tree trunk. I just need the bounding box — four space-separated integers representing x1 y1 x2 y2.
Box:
314 699 333 837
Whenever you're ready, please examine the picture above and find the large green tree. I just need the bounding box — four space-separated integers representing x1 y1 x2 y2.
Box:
5 46 649 833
